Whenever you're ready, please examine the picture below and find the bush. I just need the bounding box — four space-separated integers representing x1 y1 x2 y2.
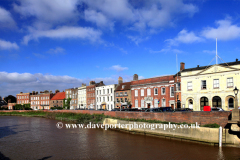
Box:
202 123 220 128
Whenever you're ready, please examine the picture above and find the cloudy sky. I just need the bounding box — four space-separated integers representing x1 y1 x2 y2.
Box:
1 0 240 97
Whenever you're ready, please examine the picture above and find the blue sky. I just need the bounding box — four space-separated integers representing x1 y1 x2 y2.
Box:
1 0 240 97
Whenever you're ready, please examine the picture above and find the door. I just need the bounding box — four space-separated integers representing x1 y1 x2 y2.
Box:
171 104 174 109
147 103 150 108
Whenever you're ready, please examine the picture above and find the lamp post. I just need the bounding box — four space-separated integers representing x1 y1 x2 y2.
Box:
232 87 239 122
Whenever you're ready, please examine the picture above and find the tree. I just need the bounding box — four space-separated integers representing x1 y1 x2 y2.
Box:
63 98 71 109
4 95 17 103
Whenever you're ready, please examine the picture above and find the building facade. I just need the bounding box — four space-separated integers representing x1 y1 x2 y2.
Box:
96 84 116 110
86 81 104 109
16 92 31 105
131 74 175 109
30 90 56 110
78 84 87 109
50 91 65 108
65 88 78 109
115 77 131 109
181 59 240 111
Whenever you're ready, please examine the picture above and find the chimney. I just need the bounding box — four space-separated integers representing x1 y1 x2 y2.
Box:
89 81 95 85
197 65 199 68
133 74 138 81
100 81 103 85
44 90 49 93
36 91 38 95
20 92 23 94
55 90 59 93
32 91 35 95
236 59 238 62
50 90 52 94
180 62 185 71
8 99 11 103
82 83 86 87
118 77 123 84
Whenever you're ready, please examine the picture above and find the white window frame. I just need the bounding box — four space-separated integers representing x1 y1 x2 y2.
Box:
135 90 138 97
187 82 192 90
147 89 151 96
201 80 207 90
141 99 144 107
154 99 158 107
135 100 138 108
161 88 166 95
141 89 144 96
227 77 233 88
170 87 174 97
213 79 219 88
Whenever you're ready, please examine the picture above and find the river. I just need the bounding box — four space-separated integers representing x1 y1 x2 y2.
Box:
0 116 239 160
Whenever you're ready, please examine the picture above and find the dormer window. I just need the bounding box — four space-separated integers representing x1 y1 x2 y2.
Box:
122 85 125 89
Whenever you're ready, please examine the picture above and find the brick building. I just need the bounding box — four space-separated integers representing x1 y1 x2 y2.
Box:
115 77 131 109
131 74 175 109
16 92 31 105
65 88 78 109
86 81 104 109
174 62 185 109
30 90 56 110
50 91 65 108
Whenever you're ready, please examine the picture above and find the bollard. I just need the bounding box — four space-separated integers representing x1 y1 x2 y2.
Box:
219 126 222 147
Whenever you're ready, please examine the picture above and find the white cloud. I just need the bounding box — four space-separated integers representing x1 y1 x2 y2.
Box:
149 48 184 54
33 53 45 59
23 26 102 44
201 18 240 40
0 39 19 50
13 0 79 29
81 0 198 31
0 72 137 97
47 47 65 54
165 29 203 46
109 65 128 72
0 7 16 28
127 36 150 45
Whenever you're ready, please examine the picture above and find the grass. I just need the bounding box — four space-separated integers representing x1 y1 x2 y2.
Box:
0 111 221 128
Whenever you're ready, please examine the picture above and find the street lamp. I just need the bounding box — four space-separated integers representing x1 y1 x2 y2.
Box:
232 86 239 122
233 87 239 96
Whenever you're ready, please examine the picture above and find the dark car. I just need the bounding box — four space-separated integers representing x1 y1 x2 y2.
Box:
211 107 224 111
159 107 174 112
145 108 162 112
174 108 193 112
111 108 120 111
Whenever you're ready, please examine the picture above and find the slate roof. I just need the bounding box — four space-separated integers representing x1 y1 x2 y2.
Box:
51 92 65 100
115 82 131 91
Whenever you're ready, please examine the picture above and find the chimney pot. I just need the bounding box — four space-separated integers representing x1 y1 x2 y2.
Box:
133 74 138 81
118 76 123 84
236 58 238 62
180 62 185 71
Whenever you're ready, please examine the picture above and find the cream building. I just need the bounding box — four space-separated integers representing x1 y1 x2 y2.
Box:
96 84 117 111
78 84 87 109
181 59 240 111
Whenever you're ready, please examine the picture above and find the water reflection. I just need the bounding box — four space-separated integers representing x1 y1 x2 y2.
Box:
0 116 239 160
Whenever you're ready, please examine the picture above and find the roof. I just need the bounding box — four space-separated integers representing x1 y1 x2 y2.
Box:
115 82 131 91
51 92 65 100
131 75 174 86
181 60 240 73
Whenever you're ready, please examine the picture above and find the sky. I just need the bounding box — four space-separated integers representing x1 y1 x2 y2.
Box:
1 0 240 97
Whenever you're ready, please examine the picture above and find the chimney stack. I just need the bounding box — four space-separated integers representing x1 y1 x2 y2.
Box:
36 91 38 95
55 90 60 93
8 99 11 103
32 91 35 95
50 90 52 94
82 83 86 87
118 77 123 84
180 62 185 71
236 58 238 62
133 74 138 81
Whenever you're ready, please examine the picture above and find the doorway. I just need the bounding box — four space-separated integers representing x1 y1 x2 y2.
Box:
147 103 150 108
212 96 222 108
200 97 209 111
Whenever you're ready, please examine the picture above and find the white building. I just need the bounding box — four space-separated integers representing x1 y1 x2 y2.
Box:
78 84 87 109
96 84 117 111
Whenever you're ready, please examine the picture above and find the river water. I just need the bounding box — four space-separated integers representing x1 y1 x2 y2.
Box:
0 116 239 160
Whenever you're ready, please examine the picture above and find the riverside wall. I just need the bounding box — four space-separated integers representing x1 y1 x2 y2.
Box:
1 110 232 127
103 118 240 146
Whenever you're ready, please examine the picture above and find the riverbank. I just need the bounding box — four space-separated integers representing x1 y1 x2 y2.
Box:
103 118 240 147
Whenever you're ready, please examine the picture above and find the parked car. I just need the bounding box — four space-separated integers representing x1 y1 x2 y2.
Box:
211 107 224 111
145 108 162 112
159 107 174 112
98 109 106 111
174 108 193 112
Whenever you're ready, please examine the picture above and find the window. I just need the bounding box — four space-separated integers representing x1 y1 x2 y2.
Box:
141 100 144 107
147 89 151 96
120 98 123 102
135 100 138 108
201 80 207 89
122 85 125 89
170 87 174 97
108 97 109 101
213 79 219 88
161 88 166 95
117 98 119 102
107 89 109 93
111 88 112 93
97 90 98 95
176 83 180 91
141 89 144 96
116 93 119 96
103 97 105 102
103 89 105 94
154 88 158 95
100 97 101 102
125 92 127 95
135 90 138 96
111 96 112 101
227 78 233 88
187 82 192 90
154 99 158 107
120 92 122 96
162 99 166 107
125 98 127 102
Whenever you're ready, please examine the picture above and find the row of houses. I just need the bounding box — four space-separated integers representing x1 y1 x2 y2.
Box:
11 59 240 111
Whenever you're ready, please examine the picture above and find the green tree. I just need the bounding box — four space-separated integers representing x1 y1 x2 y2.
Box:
63 98 71 109
4 95 17 103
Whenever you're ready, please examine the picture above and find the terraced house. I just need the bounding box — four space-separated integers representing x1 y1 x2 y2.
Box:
78 84 87 109
181 59 240 111
65 88 78 110
16 92 31 105
86 81 104 109
115 77 131 109
131 74 175 109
